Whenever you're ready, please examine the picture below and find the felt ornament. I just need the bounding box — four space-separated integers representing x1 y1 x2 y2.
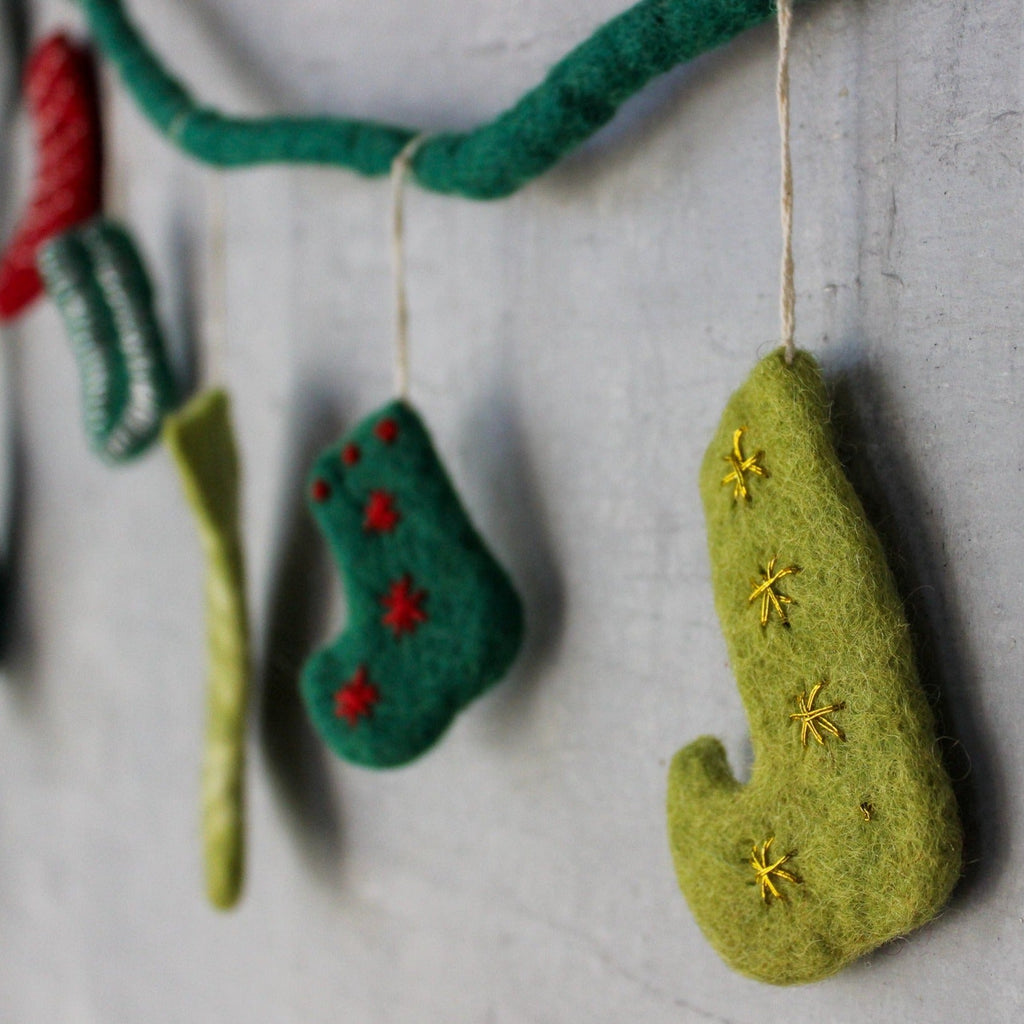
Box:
37 219 178 462
0 33 103 321
301 400 523 768
163 389 249 910
665 349 962 985
79 0 821 198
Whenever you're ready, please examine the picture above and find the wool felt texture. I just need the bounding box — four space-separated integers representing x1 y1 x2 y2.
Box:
38 219 178 462
666 349 961 986
0 33 103 321
163 389 249 911
302 400 523 767
79 0 815 198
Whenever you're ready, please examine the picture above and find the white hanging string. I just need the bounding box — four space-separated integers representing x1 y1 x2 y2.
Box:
390 135 428 399
777 0 796 364
205 170 228 387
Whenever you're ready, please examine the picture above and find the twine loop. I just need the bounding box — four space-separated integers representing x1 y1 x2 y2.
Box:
390 135 429 399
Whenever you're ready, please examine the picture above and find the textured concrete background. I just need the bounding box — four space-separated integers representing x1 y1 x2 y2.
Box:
0 1 1021 1020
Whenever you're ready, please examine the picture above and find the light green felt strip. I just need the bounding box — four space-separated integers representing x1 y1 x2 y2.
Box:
666 350 961 985
164 388 249 911
78 0 817 198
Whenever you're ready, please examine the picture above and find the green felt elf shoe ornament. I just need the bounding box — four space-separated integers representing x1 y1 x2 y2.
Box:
301 400 523 768
666 350 961 985
38 219 178 461
164 389 249 909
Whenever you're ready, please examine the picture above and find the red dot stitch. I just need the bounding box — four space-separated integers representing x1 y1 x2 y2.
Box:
381 575 429 637
333 666 380 726
310 478 331 503
342 443 360 466
364 490 400 532
374 418 399 444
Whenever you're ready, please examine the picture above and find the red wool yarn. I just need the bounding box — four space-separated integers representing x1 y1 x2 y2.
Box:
0 33 104 322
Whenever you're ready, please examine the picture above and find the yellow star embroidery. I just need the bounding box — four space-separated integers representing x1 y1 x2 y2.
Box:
748 556 801 627
790 682 846 747
750 837 801 905
721 427 768 501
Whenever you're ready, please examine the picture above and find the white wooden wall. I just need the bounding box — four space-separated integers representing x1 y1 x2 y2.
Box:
1 1 1021 1020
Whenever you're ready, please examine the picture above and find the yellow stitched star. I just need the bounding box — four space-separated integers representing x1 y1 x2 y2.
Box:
790 682 846 747
750 837 801 905
748 556 801 627
721 427 768 501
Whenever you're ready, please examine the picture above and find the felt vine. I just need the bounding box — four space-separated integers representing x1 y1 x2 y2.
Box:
78 0 816 198
163 389 250 910
302 400 523 767
665 350 961 985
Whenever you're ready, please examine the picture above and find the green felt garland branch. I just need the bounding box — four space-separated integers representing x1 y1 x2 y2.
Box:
79 0 814 199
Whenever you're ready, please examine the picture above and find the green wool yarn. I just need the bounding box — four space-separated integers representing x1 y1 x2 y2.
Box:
38 220 178 462
79 0 815 198
302 400 523 768
164 389 249 911
666 350 961 985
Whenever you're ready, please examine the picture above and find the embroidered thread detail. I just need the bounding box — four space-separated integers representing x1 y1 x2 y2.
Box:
721 427 768 501
334 666 380 726
790 682 845 747
375 418 399 444
750 837 800 905
381 575 428 637
364 490 400 532
749 556 800 627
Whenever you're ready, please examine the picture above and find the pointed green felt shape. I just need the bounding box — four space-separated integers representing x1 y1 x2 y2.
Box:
301 400 524 768
164 389 249 910
666 350 961 985
38 219 178 462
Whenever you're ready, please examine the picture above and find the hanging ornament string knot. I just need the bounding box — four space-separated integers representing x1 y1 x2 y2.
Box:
391 133 430 400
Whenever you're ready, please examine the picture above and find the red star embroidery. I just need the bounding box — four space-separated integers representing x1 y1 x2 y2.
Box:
381 575 428 637
333 666 380 726
364 490 400 532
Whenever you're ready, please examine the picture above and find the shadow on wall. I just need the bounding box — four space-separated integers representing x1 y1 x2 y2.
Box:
258 380 350 879
0 0 30 683
830 356 1003 907
457 380 566 744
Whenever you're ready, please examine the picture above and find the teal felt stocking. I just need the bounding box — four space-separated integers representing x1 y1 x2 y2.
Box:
301 400 524 768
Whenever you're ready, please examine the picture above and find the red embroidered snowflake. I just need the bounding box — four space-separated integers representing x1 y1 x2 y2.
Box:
334 666 380 726
381 576 428 637
364 490 400 532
